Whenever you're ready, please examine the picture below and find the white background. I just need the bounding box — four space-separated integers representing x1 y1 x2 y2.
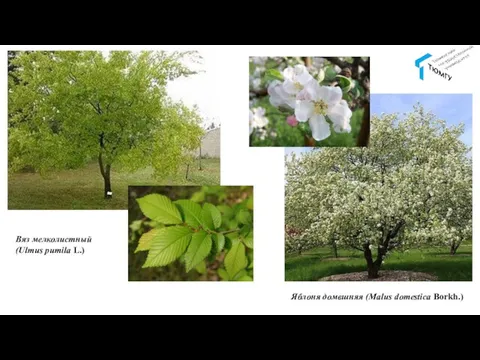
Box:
0 45 477 315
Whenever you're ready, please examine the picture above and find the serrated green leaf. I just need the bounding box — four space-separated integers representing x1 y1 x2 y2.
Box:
202 205 215 230
136 228 162 253
225 242 247 279
233 270 248 281
203 203 222 229
185 231 212 272
175 200 203 228
228 219 239 230
215 233 225 253
137 194 182 225
218 268 230 281
226 232 239 241
143 227 192 268
236 210 252 225
243 231 254 250
195 261 207 275
218 205 234 219
245 197 254 210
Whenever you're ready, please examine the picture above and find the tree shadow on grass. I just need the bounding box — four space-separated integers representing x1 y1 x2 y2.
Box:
285 253 363 274
383 259 472 281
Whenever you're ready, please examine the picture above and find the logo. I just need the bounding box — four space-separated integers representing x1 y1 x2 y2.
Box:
415 53 432 80
415 53 453 81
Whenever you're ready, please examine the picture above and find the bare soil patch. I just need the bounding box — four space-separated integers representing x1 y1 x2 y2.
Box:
320 270 438 282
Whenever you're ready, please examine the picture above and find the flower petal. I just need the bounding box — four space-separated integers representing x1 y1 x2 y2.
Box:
309 114 331 141
255 115 269 128
295 65 314 85
283 80 298 95
302 80 320 101
276 84 296 109
328 100 352 133
283 67 295 81
317 86 342 106
254 107 266 118
295 101 314 122
268 81 283 106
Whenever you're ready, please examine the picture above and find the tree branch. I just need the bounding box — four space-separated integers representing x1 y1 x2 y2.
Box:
349 244 364 252
389 220 406 240
359 58 368 68
89 101 102 115
250 88 268 98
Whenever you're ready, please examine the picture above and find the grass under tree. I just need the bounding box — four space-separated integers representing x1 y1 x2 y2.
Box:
9 159 220 210
285 246 472 282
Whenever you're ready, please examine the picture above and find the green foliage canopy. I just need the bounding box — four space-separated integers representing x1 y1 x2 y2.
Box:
8 51 203 178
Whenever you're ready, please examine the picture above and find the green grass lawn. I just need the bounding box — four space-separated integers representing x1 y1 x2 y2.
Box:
8 159 220 210
285 245 472 282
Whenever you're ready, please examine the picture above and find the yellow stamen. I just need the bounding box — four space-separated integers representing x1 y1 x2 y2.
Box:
314 100 328 115
294 82 303 90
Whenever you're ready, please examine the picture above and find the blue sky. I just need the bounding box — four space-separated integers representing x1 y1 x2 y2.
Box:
286 93 472 156
371 94 472 146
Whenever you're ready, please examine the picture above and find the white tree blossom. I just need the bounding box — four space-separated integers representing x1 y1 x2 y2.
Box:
285 105 472 278
268 64 352 142
249 107 269 135
282 65 314 95
295 81 352 141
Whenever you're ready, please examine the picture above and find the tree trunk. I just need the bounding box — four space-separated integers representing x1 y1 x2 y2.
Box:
186 164 190 180
363 220 405 279
450 241 461 256
364 245 380 279
104 164 112 199
332 241 338 258
199 147 203 171
99 152 113 199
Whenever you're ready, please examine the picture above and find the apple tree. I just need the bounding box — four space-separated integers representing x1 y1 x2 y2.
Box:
285 105 472 279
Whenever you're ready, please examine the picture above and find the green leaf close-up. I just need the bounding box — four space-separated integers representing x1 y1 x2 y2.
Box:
129 186 254 282
204 203 222 229
175 199 204 228
215 233 226 253
143 226 192 268
236 209 252 225
201 204 215 230
137 194 183 225
136 228 162 253
225 241 247 279
185 231 213 272
241 226 254 249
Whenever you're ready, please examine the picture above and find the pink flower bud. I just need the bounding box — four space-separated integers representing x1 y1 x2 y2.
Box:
287 115 299 127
